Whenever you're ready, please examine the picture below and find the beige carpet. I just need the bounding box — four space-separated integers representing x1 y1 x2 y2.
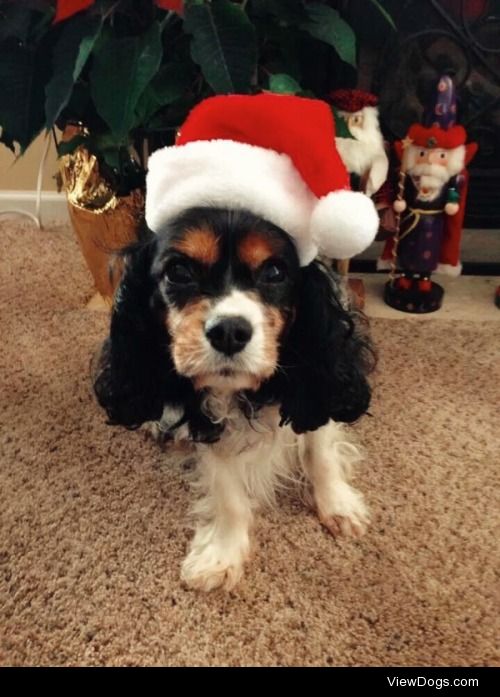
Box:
1 221 499 667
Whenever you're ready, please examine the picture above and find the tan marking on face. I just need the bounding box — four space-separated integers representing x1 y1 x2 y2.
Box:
243 290 288 382
262 305 286 372
166 299 212 376
238 233 277 270
172 227 219 266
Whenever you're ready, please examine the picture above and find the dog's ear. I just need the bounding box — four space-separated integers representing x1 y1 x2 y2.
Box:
92 240 224 441
278 261 375 434
93 239 179 428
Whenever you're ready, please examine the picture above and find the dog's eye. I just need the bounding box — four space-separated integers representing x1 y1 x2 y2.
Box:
259 261 287 284
165 261 194 285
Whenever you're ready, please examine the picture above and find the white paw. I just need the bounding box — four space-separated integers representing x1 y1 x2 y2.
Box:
317 481 370 538
181 537 249 592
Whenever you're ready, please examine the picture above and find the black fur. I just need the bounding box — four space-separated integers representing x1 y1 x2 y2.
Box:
250 260 375 434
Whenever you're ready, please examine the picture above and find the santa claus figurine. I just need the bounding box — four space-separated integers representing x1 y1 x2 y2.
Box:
329 89 389 198
381 75 478 313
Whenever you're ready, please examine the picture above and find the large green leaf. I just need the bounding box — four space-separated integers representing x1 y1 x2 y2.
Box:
144 95 197 134
301 2 356 68
90 21 162 141
151 62 191 104
0 43 47 151
134 62 191 128
134 87 162 130
45 15 102 129
185 0 257 94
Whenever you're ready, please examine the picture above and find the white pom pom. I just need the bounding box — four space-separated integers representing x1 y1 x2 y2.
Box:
393 199 407 213
310 190 379 260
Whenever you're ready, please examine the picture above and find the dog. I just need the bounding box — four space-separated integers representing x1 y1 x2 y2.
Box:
93 207 375 591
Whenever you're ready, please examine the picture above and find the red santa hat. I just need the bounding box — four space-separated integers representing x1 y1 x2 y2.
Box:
145 93 379 265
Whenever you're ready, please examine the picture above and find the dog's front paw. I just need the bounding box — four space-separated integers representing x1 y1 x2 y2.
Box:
181 535 249 592
317 481 370 538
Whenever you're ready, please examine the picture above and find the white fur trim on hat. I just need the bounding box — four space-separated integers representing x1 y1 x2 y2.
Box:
310 190 379 260
146 139 316 265
146 139 379 266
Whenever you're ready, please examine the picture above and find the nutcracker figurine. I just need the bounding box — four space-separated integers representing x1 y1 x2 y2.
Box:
380 75 478 313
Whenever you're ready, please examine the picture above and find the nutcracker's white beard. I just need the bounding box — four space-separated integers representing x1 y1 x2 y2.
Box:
410 164 450 201
404 144 466 200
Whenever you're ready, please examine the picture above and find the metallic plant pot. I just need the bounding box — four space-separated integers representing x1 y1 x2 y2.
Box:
59 129 144 306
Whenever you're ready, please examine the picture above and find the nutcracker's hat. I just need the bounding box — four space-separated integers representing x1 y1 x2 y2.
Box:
404 76 468 151
423 75 458 130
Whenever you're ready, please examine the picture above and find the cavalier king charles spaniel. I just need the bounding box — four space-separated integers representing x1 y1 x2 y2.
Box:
93 207 375 591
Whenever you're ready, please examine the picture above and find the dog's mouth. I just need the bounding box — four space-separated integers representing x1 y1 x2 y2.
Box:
193 367 261 392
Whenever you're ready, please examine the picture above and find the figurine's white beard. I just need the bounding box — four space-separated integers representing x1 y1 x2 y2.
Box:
410 163 449 182
335 107 388 196
409 164 450 201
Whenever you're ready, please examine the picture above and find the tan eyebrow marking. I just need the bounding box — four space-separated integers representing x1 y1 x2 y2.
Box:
238 232 278 270
172 227 220 265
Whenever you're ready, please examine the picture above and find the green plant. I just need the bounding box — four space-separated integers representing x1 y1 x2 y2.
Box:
0 0 394 194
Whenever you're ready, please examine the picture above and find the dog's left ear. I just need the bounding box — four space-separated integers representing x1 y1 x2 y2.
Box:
92 239 224 442
93 239 179 429
278 261 375 434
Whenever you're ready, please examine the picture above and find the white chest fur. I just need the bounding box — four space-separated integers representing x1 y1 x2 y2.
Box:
154 390 369 591
196 391 297 508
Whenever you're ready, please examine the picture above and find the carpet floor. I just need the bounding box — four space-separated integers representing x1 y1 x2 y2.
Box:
0 221 499 667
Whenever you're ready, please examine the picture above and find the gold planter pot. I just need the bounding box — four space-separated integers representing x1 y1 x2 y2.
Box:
59 131 144 308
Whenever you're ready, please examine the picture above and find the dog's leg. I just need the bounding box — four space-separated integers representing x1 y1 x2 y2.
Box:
302 422 370 538
181 449 252 591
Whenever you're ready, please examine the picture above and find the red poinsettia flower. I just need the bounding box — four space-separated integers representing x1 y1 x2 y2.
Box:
54 0 95 23
54 0 184 23
155 0 184 14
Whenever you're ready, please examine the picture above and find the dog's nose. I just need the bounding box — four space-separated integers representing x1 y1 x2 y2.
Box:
206 316 253 356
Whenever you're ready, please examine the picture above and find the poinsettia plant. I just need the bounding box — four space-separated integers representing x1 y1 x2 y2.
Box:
0 0 394 194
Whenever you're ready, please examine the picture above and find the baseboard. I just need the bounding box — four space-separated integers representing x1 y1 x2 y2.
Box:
0 190 69 226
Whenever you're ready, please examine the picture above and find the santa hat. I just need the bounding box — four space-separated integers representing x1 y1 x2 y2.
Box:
145 93 379 265
329 89 379 113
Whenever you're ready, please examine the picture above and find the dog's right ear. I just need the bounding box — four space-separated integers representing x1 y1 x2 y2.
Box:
93 239 178 429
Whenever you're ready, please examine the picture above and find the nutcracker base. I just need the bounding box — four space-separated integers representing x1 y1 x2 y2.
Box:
384 279 444 314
